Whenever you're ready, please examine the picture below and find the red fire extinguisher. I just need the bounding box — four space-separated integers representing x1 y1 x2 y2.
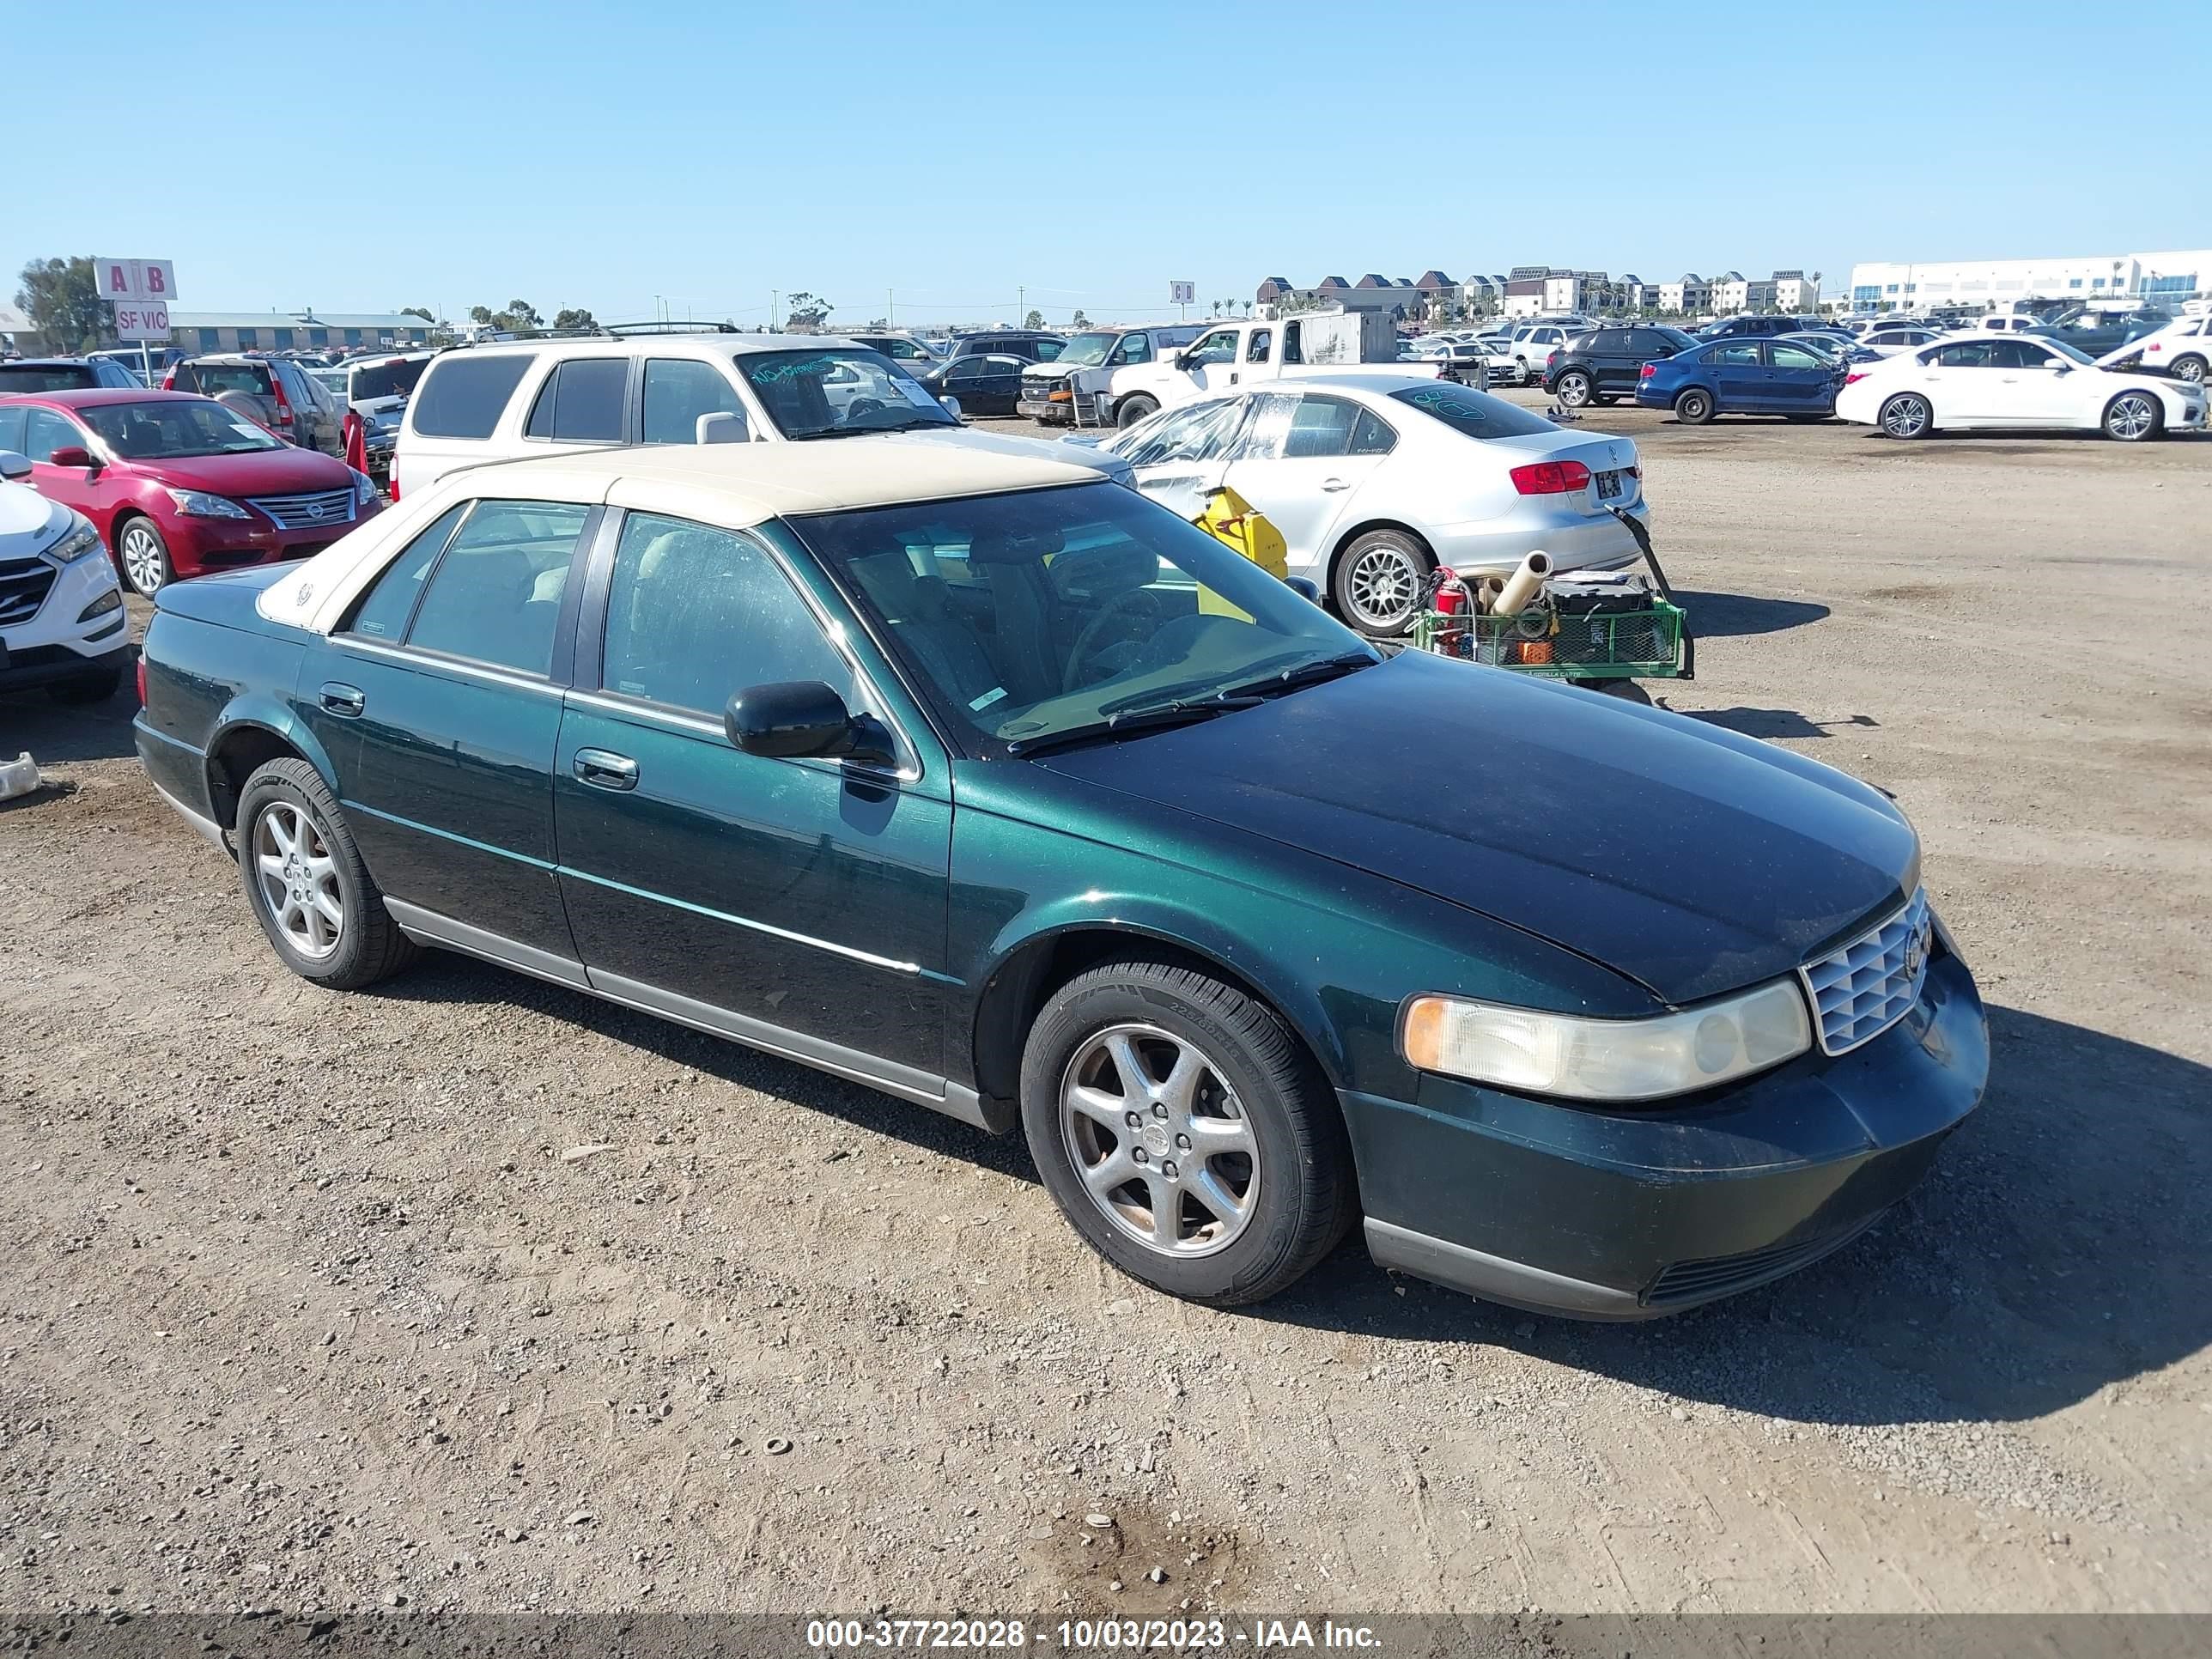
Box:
1428 564 1473 657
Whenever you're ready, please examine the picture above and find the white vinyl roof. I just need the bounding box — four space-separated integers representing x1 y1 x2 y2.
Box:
263 439 1102 634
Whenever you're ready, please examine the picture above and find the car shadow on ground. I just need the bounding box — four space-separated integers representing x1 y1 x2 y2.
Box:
0 665 143 766
1256 1005 2211 1427
1682 707 1880 741
1668 590 1830 637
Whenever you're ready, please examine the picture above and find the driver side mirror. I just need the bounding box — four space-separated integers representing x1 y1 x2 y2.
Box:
1284 575 1322 605
696 410 750 444
1173 352 1195 371
725 680 896 769
0 450 29 482
46 445 96 471
939 395 963 422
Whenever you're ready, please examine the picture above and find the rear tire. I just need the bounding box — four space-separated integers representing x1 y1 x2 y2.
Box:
47 663 124 705
1555 369 1594 408
1018 959 1355 1307
2103 391 2162 442
2170 354 2207 385
1879 392 1933 440
234 757 419 991
1332 529 1432 636
1114 394 1158 428
1674 388 1716 424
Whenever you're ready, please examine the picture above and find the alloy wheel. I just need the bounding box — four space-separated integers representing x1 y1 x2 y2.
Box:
253 801 344 960
2106 393 2157 441
1058 1023 1259 1259
121 523 166 594
1344 543 1422 631
1881 395 1930 438
2173 356 2206 385
1559 372 1592 406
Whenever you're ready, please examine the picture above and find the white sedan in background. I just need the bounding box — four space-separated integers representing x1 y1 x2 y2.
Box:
1078 374 1649 634
1836 335 2208 441
2097 314 2211 385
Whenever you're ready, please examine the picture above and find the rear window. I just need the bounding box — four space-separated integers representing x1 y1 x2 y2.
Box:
1388 382 1557 441
349 356 431 403
410 353 534 439
187 362 276 398
0 364 98 392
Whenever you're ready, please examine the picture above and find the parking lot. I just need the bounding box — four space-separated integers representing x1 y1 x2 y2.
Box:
3 406 2209 1617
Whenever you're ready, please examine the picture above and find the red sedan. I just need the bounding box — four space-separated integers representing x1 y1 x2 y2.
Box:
0 389 380 596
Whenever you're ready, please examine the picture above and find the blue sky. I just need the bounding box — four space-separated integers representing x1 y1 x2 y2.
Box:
10 0 2208 328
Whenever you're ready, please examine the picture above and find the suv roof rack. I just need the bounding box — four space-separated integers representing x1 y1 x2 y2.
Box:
475 325 610 343
603 320 744 337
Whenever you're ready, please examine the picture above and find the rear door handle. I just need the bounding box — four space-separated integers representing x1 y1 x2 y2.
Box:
319 682 364 717
1320 477 1350 492
574 748 638 791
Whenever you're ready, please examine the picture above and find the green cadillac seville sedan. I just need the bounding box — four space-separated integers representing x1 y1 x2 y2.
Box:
133 441 1988 1315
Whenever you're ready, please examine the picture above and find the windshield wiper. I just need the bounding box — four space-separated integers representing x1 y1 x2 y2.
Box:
788 418 952 441
1004 696 1261 758
1217 649 1379 701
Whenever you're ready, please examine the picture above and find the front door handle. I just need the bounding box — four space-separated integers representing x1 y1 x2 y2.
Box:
1320 477 1350 492
574 748 638 791
319 682 364 717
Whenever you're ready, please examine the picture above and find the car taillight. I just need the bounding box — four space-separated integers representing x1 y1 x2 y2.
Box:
161 367 177 390
136 656 148 705
1639 362 1657 378
269 375 295 430
1510 459 1593 495
1845 372 1869 385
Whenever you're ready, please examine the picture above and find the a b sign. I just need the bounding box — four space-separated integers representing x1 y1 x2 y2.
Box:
112 303 171 341
96 258 179 305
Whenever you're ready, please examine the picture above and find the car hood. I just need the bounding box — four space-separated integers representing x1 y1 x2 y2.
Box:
0 480 68 546
881 423 1134 484
121 447 358 495
1036 651 1918 1006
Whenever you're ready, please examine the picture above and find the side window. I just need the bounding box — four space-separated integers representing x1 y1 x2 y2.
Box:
641 358 743 444
1279 396 1359 459
1111 333 1152 366
523 358 628 442
1932 343 1995 368
1347 408 1398 456
1187 330 1239 367
411 354 533 438
1245 329 1272 363
1126 399 1244 466
343 504 469 640
23 408 84 462
404 501 592 675
1996 340 2054 368
1281 321 1304 365
1770 344 1825 370
1711 343 1761 366
0 405 25 454
599 513 854 718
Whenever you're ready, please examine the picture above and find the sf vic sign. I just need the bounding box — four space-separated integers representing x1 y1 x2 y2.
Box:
97 258 181 342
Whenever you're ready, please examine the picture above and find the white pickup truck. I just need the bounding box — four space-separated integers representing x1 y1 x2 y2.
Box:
1015 323 1208 428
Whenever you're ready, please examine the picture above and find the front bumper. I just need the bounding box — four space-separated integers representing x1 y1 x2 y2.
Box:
0 552 132 691
0 633 130 693
168 502 378 577
1349 950 1988 1319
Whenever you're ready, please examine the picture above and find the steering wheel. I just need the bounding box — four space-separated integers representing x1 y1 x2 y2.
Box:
1062 590 1160 692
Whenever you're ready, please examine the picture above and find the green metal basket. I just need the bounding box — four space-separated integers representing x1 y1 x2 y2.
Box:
1412 598 1688 682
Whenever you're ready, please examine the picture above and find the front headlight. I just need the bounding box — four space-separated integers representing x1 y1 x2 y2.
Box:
1401 978 1813 1103
166 488 252 520
47 514 106 565
350 468 375 506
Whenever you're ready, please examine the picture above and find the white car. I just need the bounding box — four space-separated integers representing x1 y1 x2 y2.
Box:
1087 374 1648 635
1476 338 1528 385
1835 335 2209 441
2097 314 2211 385
0 449 131 702
1855 324 1946 357
1504 322 1575 380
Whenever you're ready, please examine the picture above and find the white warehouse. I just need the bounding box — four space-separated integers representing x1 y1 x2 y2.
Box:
1848 248 2209 313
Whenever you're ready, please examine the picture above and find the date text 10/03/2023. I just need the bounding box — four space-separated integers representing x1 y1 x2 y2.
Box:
805 1619 1383 1650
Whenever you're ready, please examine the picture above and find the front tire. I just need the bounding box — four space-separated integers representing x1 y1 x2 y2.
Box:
1018 960 1354 1307
2103 391 2162 442
1555 369 1594 408
1113 394 1158 428
1332 529 1431 636
118 516 174 597
235 757 418 991
1879 392 1933 439
1674 387 1716 424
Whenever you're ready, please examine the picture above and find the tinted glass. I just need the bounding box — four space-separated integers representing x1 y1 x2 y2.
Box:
411 354 533 438
23 409 83 462
601 514 851 716
1386 382 1558 440
1349 408 1397 455
193 362 274 398
641 358 743 444
349 356 431 402
524 358 627 442
344 504 467 641
1931 343 1996 368
404 501 589 674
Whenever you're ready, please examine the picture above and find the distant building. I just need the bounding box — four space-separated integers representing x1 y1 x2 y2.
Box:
1846 247 2209 313
168 310 439 353
1657 274 1710 314
1772 270 1820 313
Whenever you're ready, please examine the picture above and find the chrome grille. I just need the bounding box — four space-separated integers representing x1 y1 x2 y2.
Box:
0 556 58 628
1801 889 1931 1055
248 489 356 531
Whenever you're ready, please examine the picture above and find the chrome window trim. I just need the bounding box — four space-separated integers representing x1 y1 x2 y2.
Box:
331 634 567 698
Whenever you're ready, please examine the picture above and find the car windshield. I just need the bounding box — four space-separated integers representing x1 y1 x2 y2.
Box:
2041 337 2098 365
349 356 430 402
1047 331 1119 368
1387 382 1559 440
82 398 286 459
732 348 957 439
796 482 1376 754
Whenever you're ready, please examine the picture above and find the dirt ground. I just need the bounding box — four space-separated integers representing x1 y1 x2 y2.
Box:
3 405 2208 1620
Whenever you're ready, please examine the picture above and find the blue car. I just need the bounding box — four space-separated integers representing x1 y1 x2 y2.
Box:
1635 338 1848 424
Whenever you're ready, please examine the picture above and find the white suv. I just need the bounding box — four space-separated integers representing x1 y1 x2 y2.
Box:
0 451 131 703
393 329 1131 499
